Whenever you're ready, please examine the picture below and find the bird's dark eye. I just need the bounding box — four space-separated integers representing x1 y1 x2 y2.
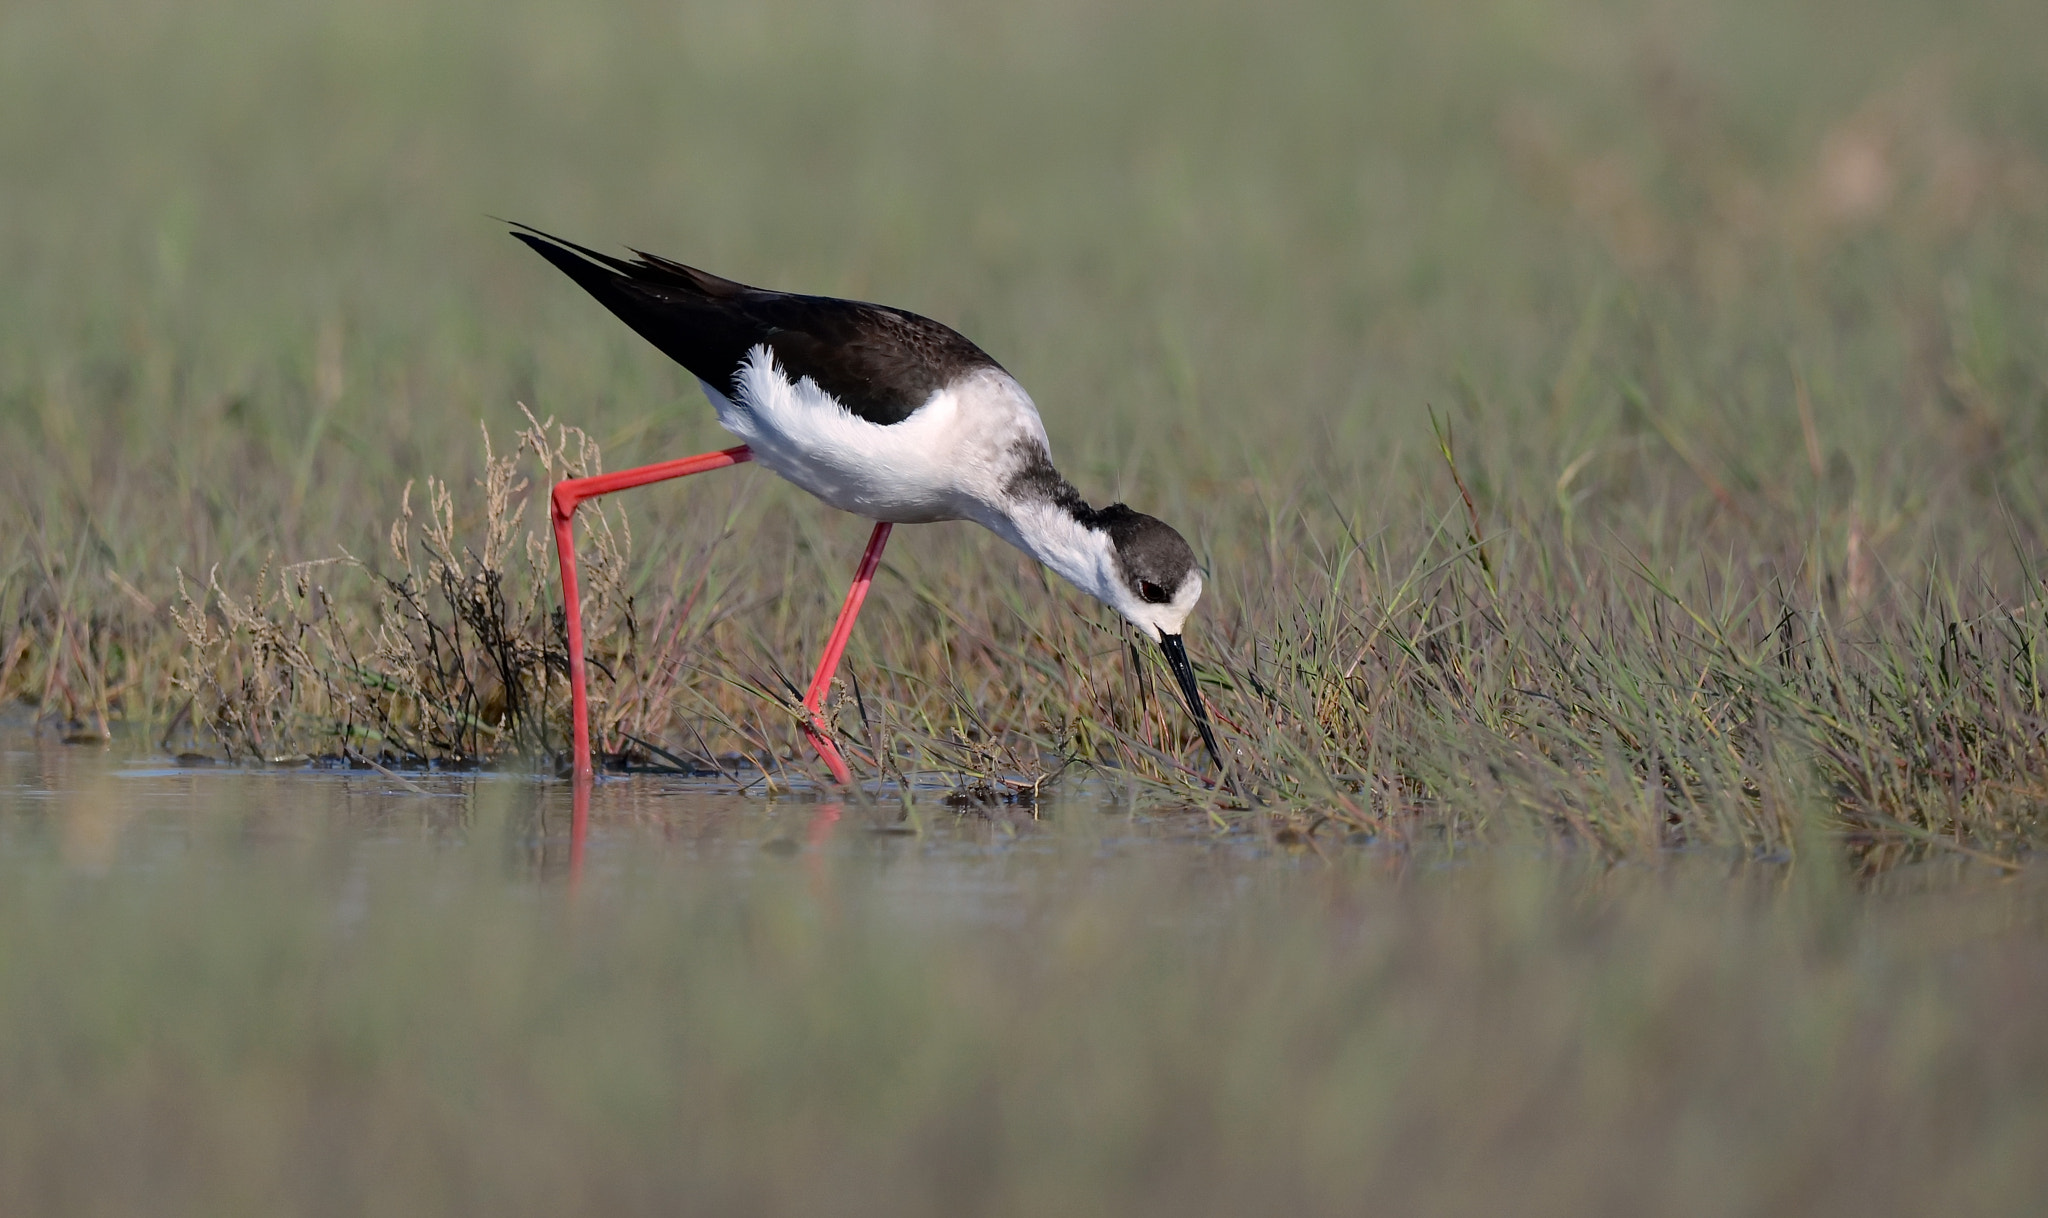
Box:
1139 579 1172 604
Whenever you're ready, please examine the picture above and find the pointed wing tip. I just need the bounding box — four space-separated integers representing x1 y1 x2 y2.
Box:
499 217 550 243
504 224 650 287
504 222 583 257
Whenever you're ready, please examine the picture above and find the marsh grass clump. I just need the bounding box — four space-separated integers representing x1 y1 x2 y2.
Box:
1202 488 2048 873
0 528 148 744
171 413 632 767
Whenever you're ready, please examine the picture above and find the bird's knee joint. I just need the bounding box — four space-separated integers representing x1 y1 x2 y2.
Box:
551 481 581 521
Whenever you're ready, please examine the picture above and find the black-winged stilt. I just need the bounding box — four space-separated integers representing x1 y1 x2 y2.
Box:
514 224 1221 786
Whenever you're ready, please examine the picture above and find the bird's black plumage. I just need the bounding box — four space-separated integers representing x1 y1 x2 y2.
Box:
511 223 1003 426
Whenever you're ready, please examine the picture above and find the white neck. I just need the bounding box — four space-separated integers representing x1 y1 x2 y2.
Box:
982 498 1123 610
979 494 1205 641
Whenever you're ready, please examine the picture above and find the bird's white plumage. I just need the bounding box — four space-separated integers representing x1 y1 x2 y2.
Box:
980 496 1128 622
706 346 1043 524
704 344 1197 638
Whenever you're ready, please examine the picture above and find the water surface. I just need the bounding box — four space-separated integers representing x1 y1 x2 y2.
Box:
4 725 2044 1218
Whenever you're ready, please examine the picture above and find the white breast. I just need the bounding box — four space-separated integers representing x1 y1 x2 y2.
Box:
702 345 1049 524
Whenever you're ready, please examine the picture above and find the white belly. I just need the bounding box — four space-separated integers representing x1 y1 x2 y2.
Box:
702 346 1049 524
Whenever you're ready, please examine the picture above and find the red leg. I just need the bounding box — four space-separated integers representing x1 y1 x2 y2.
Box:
551 445 752 782
800 521 893 784
569 769 590 896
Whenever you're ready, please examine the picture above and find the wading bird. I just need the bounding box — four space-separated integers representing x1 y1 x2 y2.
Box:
514 224 1221 785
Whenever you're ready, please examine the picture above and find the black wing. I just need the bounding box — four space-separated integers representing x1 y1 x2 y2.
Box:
510 223 1003 426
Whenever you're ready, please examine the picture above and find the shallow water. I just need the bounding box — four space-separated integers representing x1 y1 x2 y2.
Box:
0 724 1288 895
6 723 2046 1218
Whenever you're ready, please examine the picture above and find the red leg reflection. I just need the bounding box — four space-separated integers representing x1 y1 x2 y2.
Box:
805 801 843 907
807 801 843 848
568 768 591 896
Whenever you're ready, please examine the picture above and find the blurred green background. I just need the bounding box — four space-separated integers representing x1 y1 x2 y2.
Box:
6 0 2042 573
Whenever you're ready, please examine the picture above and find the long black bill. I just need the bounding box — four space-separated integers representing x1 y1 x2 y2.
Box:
1158 633 1224 771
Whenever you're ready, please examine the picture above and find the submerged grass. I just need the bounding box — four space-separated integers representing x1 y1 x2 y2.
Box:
4 0 2047 866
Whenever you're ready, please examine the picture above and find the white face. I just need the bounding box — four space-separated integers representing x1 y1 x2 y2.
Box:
1114 569 1204 641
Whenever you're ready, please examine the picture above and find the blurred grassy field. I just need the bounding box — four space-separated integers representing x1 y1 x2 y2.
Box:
1 753 2045 1217
4 0 2048 862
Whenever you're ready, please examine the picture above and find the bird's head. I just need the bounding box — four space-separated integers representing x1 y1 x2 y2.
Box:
1094 506 1222 770
1094 506 1204 641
